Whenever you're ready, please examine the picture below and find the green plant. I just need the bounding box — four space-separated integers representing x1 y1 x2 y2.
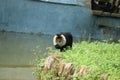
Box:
33 41 120 80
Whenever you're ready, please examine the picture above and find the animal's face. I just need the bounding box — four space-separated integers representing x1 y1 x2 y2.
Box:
56 36 63 46
53 34 66 47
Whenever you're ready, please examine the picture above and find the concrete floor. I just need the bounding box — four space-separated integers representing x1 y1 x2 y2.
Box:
0 67 35 80
0 32 52 80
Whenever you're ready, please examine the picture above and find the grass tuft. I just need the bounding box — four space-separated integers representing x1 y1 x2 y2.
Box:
33 41 120 80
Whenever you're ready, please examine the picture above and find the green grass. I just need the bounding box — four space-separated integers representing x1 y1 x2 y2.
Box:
33 41 120 80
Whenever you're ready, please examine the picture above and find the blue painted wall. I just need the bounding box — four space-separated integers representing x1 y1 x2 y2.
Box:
0 0 120 40
92 16 120 40
0 0 92 38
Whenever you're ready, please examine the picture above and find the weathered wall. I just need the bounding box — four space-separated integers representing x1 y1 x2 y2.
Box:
92 16 120 40
0 0 120 40
0 0 92 38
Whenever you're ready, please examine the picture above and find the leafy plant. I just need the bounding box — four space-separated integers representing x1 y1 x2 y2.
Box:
33 41 120 80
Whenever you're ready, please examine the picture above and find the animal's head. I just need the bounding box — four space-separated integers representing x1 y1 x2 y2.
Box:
53 33 66 47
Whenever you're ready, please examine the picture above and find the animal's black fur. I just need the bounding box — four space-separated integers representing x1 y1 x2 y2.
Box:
53 32 73 52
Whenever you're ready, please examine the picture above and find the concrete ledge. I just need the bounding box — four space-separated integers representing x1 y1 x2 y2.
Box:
92 10 120 18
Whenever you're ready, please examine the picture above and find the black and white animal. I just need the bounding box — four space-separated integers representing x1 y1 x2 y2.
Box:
53 32 73 52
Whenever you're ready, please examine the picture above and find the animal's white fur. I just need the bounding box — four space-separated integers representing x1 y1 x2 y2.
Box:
60 34 66 46
53 34 66 47
53 35 58 45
